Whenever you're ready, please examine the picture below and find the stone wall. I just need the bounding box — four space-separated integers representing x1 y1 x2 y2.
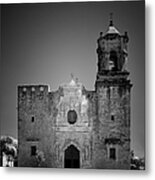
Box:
18 76 131 169
18 85 55 167
18 74 131 169
93 73 131 169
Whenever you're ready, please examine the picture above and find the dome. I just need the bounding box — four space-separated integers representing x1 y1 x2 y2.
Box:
106 25 120 35
103 16 121 37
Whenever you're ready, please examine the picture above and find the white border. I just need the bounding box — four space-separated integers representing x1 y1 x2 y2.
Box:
1 0 155 179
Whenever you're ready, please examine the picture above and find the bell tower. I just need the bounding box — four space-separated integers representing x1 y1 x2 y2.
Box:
94 15 132 169
96 13 129 76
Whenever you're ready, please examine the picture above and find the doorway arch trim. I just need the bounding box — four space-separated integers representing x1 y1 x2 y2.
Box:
62 141 81 168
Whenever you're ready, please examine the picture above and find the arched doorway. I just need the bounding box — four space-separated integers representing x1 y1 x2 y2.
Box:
64 145 80 168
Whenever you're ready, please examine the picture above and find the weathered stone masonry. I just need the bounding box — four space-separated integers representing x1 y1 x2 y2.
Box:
18 19 132 169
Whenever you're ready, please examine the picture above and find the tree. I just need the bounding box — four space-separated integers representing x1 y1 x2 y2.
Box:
35 150 45 167
0 136 18 167
130 150 145 170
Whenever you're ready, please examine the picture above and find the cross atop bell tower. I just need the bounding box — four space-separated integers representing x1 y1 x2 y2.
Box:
109 12 113 26
96 14 129 80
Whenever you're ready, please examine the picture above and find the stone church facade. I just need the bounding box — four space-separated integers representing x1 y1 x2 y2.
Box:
18 18 132 169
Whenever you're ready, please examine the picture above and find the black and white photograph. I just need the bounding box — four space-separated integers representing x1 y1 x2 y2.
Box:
0 0 145 170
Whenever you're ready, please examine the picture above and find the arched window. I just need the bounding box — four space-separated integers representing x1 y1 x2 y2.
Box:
109 50 118 70
67 110 77 124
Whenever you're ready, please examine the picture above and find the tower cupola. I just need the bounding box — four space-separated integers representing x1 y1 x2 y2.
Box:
96 14 129 77
105 13 120 37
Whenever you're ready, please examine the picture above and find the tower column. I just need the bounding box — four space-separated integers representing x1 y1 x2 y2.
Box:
94 16 132 169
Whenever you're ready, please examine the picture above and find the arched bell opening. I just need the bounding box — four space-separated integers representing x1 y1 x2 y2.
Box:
109 50 118 71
